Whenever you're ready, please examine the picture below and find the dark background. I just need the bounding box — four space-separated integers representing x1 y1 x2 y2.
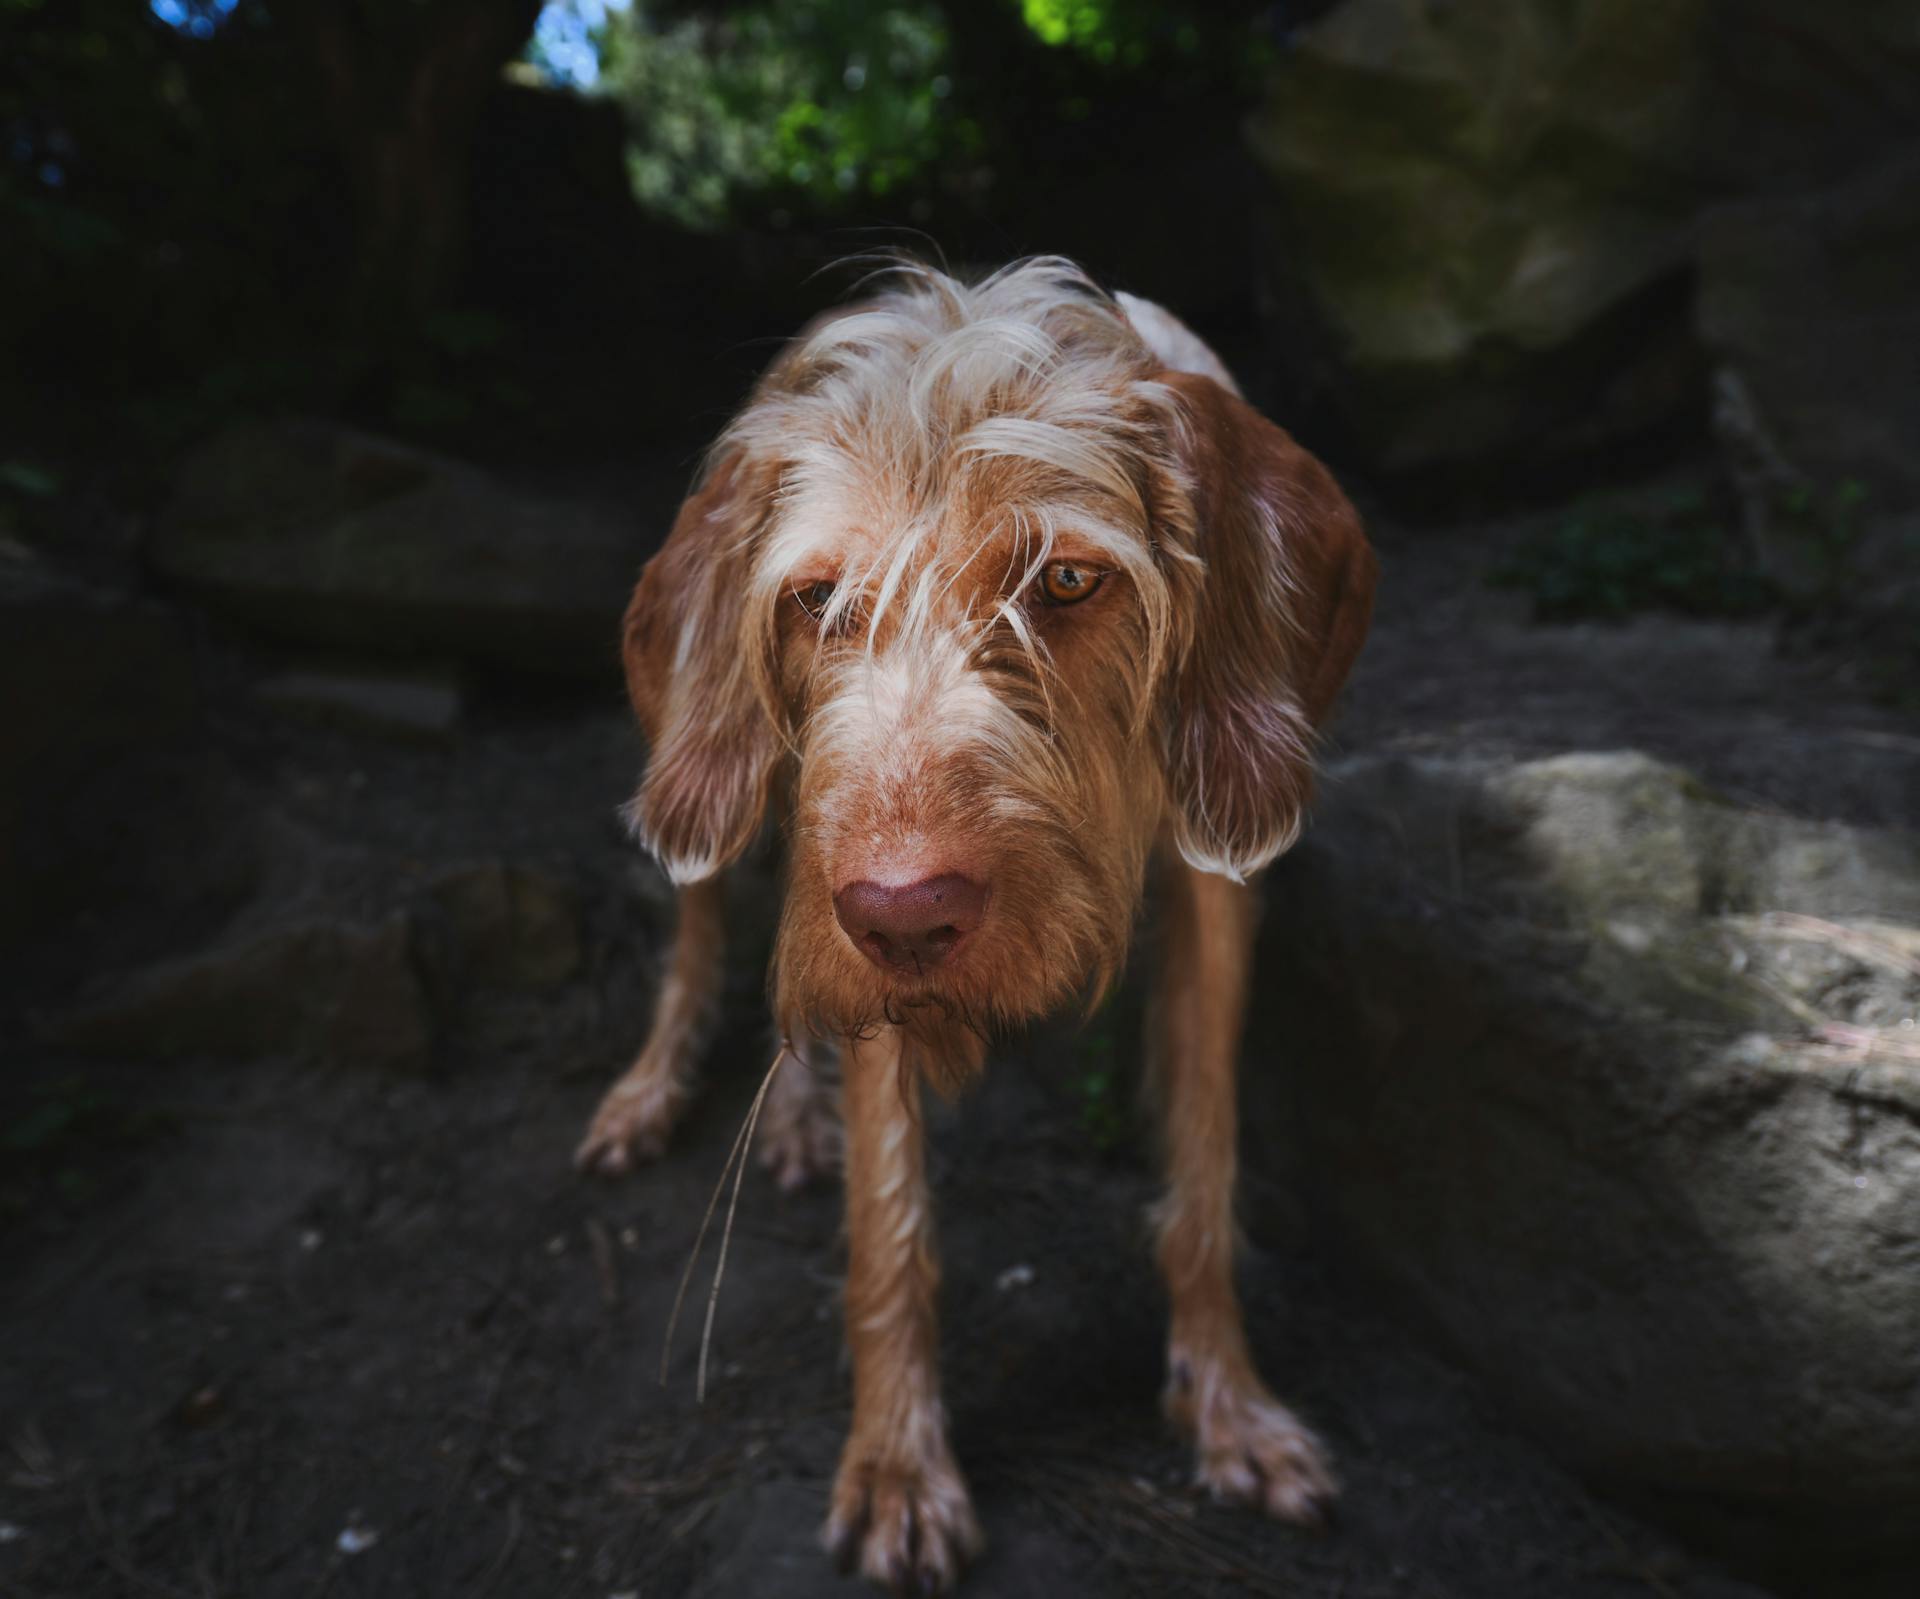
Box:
3 4 1917 1598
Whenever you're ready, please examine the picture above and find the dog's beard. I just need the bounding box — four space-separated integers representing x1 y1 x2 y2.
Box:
774 703 1158 1093
771 920 1000 1098
772 861 1134 1099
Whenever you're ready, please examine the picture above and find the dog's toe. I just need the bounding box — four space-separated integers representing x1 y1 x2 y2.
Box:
1195 1393 1337 1527
1169 1354 1338 1529
574 1077 678 1176
824 1449 980 1593
755 1105 840 1192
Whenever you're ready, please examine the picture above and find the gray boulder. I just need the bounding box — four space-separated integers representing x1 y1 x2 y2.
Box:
1248 0 1920 482
1698 146 1920 612
1248 750 1920 1566
45 845 585 1072
422 860 584 993
47 910 433 1073
151 422 646 677
1249 0 1709 476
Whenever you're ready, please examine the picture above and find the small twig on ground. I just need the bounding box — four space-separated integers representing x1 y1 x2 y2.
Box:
1813 1023 1920 1064
83 1476 199 1599
472 1493 523 1599
998 1451 1358 1599
584 1217 620 1308
1576 1498 1683 1599
1732 912 1920 979
431 1324 533 1564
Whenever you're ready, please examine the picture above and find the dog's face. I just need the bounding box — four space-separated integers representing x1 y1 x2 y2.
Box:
763 444 1171 1067
620 263 1373 1080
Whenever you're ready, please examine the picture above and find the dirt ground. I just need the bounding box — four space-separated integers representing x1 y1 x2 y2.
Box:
4 507 1913 1599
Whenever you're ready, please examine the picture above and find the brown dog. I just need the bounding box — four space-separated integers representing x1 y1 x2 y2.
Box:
579 258 1375 1591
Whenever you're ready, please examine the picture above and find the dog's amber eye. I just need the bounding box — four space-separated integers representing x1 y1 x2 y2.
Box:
793 580 836 619
1037 561 1103 607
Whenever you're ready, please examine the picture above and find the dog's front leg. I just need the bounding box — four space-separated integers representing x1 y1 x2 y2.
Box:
756 1026 841 1191
824 1024 980 1592
577 876 725 1174
1149 858 1336 1524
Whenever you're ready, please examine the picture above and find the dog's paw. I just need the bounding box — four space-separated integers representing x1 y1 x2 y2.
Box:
1166 1352 1337 1527
755 1083 841 1192
823 1444 981 1594
574 1069 682 1176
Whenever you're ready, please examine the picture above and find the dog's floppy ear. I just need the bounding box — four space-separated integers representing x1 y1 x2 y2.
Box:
621 451 782 883
1154 370 1376 880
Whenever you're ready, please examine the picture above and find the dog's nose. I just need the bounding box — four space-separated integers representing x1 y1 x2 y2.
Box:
834 873 987 974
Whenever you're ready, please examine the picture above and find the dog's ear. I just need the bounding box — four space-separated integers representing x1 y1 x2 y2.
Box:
1153 371 1376 880
621 451 782 882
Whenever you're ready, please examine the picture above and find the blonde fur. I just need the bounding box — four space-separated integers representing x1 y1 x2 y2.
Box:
583 256 1376 1593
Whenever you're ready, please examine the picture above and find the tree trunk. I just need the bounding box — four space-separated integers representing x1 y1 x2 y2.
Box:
343 100 470 338
279 0 544 346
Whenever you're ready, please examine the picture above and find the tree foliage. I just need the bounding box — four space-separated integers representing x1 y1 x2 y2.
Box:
595 0 949 227
568 0 1269 229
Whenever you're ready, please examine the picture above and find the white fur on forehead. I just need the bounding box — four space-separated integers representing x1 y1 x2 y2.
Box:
726 258 1178 577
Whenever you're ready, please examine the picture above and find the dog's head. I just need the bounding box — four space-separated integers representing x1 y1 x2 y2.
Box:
622 260 1373 1082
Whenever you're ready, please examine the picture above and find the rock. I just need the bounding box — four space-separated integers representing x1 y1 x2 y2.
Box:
1698 147 1920 611
1246 750 1920 1574
423 861 582 992
41 841 594 1073
47 911 432 1073
1248 0 1920 486
151 422 646 679
256 664 464 741
412 861 590 1057
1249 0 1708 480
43 850 592 1069
1688 5 1920 199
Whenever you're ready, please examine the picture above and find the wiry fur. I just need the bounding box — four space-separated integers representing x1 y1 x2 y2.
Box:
621 258 1362 1079
583 256 1377 1593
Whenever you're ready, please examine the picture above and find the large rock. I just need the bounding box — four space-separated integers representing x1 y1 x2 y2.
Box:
151 422 647 678
1249 0 1920 484
1699 146 1920 621
1688 6 1920 198
1249 0 1710 478
1248 751 1920 1577
1697 137 1920 708
44 853 589 1072
47 911 433 1073
421 860 584 993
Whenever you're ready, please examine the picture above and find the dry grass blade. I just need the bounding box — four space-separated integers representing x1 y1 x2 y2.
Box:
698 1049 788 1400
1733 912 1920 979
585 1216 620 1307
657 1058 772 1384
1814 1022 1920 1064
658 1044 791 1393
